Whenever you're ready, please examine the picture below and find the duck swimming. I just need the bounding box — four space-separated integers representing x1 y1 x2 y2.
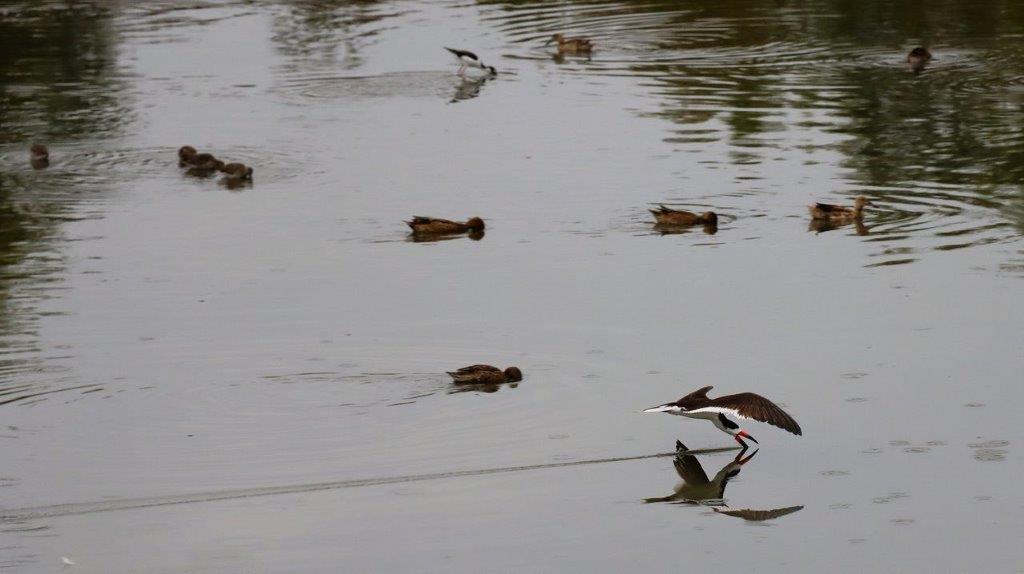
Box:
447 365 523 385
545 33 593 54
220 162 253 181
30 144 49 169
406 216 485 235
649 205 718 227
808 196 874 221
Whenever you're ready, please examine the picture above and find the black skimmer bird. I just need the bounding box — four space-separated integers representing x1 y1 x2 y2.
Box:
644 440 756 504
643 386 801 448
444 47 496 77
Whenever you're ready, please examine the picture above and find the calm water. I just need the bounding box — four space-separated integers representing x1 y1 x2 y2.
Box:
1 0 1022 572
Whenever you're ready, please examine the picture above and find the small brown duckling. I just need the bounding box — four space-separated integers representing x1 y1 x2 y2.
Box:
178 145 198 166
808 196 874 221
546 33 593 54
907 47 932 66
220 162 253 181
649 205 718 227
406 216 485 235
447 365 523 385
29 144 49 169
190 153 225 171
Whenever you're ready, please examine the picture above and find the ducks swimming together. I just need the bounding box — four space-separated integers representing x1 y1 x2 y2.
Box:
445 47 497 76
178 146 253 185
447 364 523 385
808 195 874 222
545 33 593 55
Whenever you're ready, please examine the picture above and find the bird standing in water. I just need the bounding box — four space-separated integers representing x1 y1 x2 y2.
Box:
644 386 801 448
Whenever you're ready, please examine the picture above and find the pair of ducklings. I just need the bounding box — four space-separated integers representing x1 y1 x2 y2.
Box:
178 146 253 182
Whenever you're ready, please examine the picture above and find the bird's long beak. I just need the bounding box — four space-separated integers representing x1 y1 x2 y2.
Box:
643 404 675 413
737 430 758 444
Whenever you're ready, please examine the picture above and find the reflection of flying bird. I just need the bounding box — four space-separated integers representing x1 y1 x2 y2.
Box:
645 441 757 504
444 47 497 77
712 505 803 521
644 386 801 448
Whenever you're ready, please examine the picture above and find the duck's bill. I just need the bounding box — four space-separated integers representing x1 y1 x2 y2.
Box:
643 404 675 413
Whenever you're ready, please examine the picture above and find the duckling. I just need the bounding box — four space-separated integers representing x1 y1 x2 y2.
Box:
220 162 253 181
406 216 485 235
29 144 49 169
178 145 198 166
447 365 523 385
546 33 593 54
190 153 225 171
907 47 932 66
808 196 875 221
649 205 718 227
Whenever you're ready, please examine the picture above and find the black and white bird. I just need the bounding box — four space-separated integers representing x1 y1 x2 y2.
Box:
643 386 801 448
444 47 496 77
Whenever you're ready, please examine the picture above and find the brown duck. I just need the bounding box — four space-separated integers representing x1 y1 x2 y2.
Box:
406 216 485 235
649 205 718 227
30 144 49 169
221 162 253 181
808 196 874 221
546 33 593 54
447 365 523 385
907 47 932 66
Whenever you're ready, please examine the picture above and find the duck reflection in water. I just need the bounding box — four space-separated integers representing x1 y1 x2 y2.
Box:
646 441 803 521
645 441 756 505
808 217 869 236
407 229 485 243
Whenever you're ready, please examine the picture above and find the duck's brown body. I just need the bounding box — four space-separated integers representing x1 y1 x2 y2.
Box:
178 146 225 170
650 205 718 226
221 162 253 181
406 216 484 235
548 33 593 54
447 364 523 385
907 47 932 64
30 144 49 169
808 196 874 221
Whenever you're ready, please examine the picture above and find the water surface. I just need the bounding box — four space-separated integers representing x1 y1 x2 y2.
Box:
1 1 1022 572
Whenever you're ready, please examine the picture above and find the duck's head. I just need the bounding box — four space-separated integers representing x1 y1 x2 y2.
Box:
503 367 523 382
702 211 719 225
30 144 48 159
908 47 932 60
178 146 197 160
854 196 875 210
466 217 485 230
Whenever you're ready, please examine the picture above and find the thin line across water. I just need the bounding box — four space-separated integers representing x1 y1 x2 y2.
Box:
0 446 738 522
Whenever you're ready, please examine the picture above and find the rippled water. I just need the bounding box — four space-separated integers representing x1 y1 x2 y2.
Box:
1 1 1022 572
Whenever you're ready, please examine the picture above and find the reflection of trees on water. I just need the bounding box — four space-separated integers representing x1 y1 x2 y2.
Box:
480 0 1024 264
0 3 127 404
0 3 129 143
269 1 403 71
